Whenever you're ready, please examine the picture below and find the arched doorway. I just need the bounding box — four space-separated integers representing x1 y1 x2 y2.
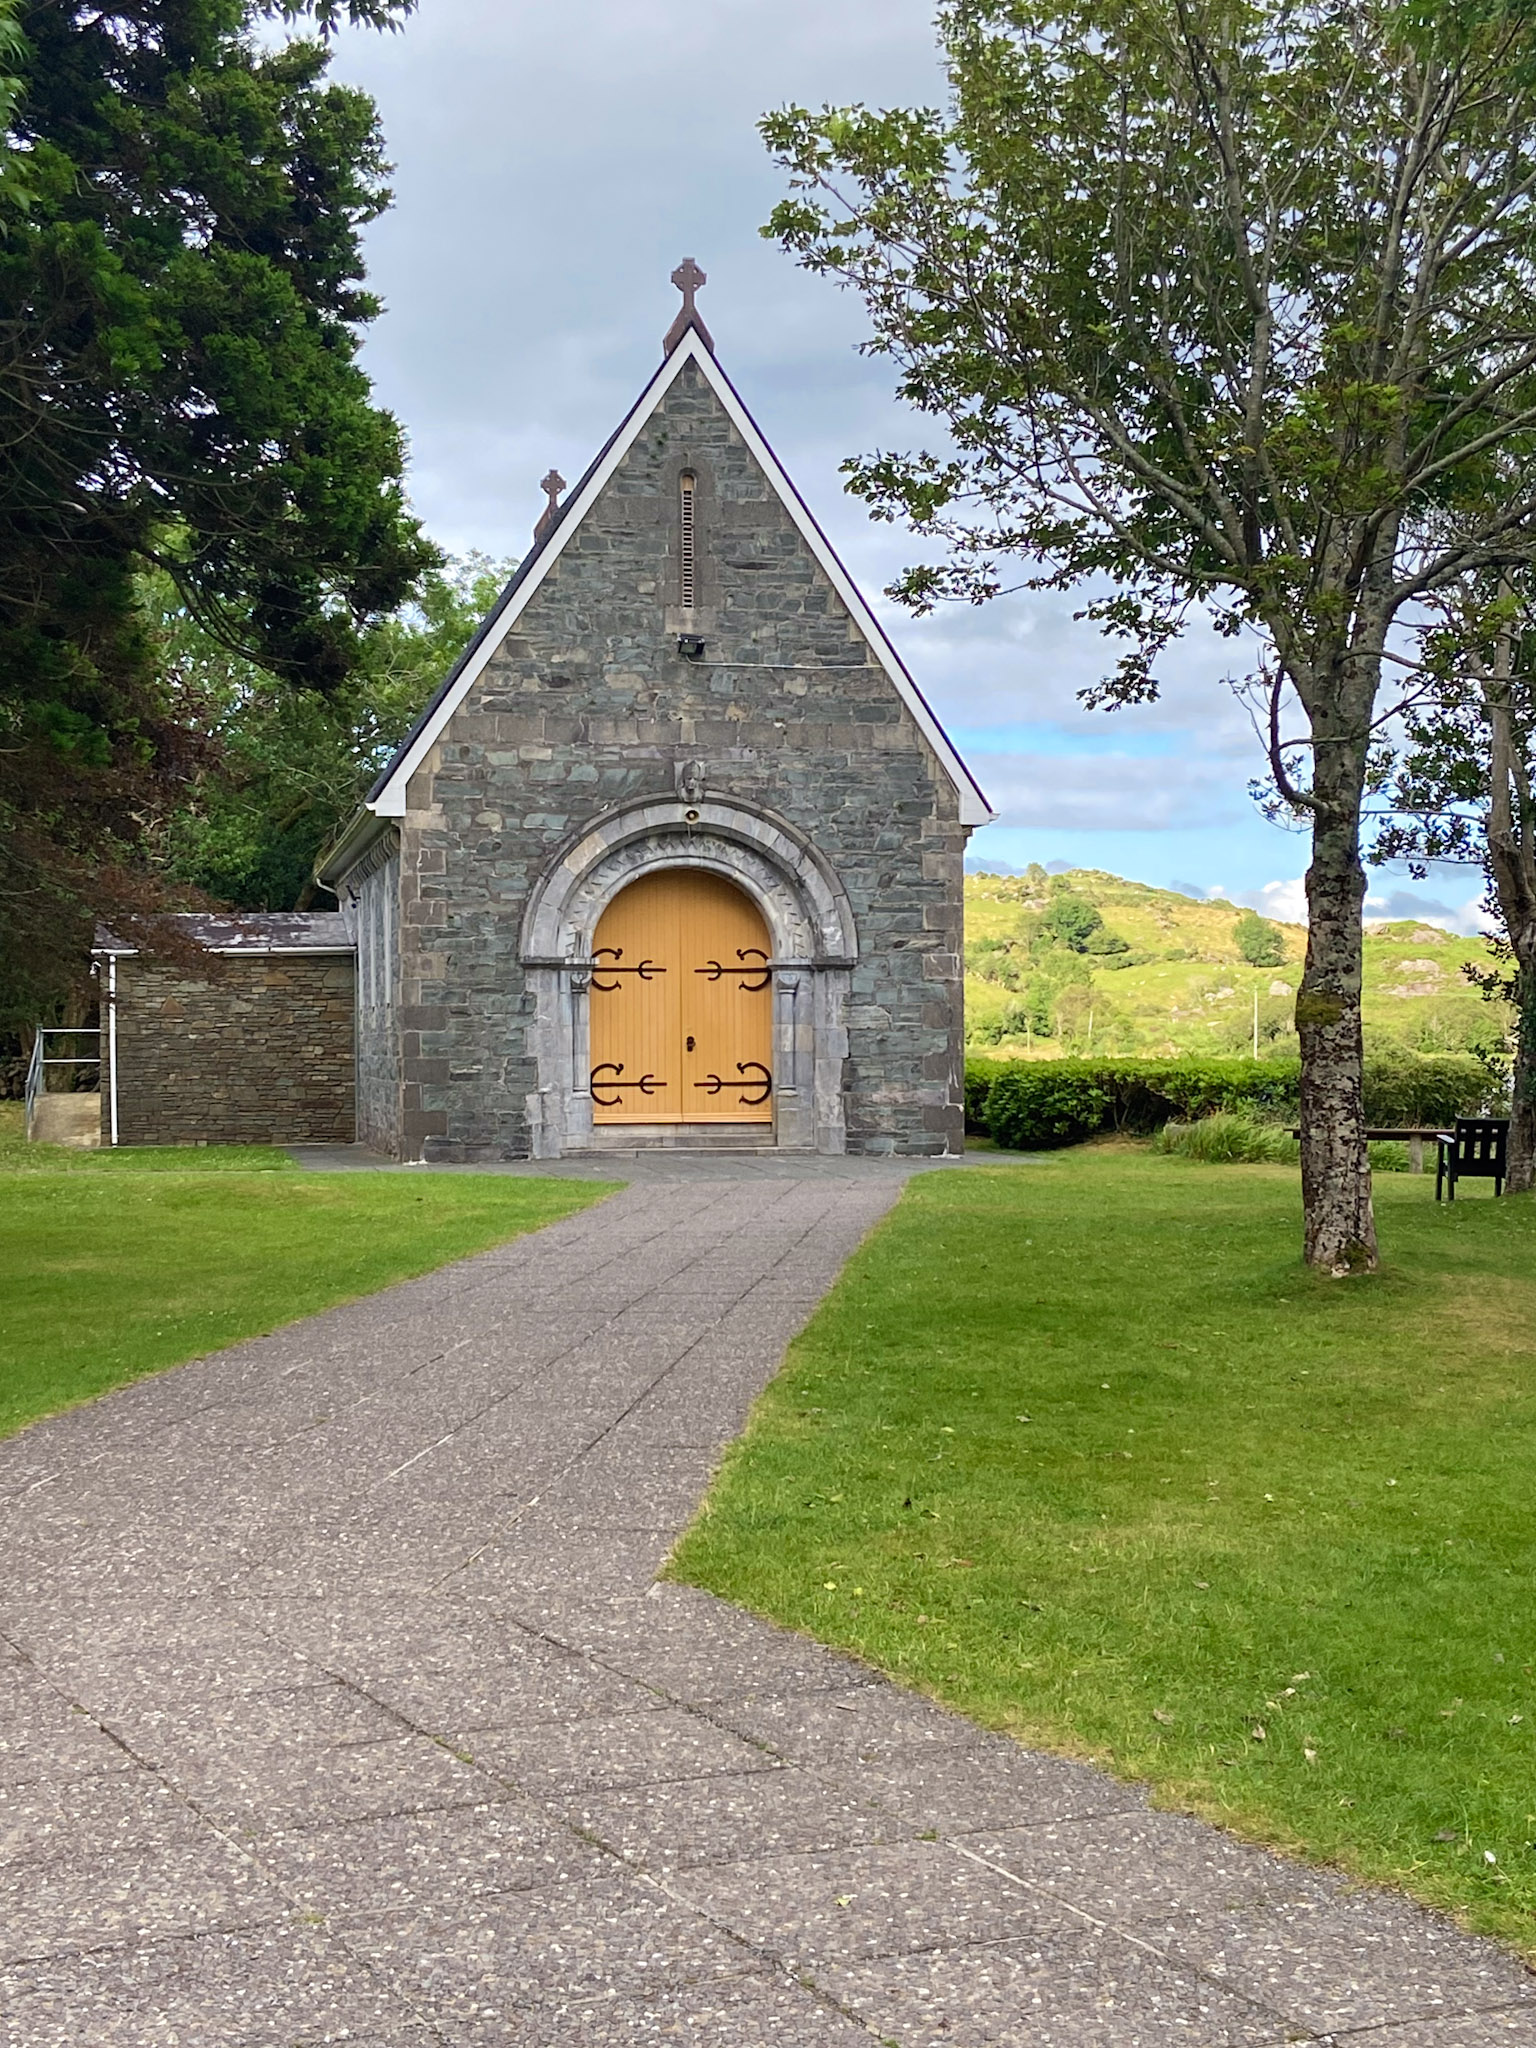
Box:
588 869 773 1125
519 791 859 1157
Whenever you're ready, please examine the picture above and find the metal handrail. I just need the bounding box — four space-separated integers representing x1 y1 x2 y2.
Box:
24 1028 102 1141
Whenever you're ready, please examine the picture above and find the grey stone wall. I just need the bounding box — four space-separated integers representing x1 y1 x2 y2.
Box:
392 357 967 1160
108 955 355 1146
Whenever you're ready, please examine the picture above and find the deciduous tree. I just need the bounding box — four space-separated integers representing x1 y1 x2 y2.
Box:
1373 575 1536 1187
156 556 514 913
761 0 1536 1269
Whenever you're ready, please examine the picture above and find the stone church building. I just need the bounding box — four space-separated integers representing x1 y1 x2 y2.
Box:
93 268 989 1159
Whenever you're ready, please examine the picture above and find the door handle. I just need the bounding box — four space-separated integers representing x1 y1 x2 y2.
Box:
686 1035 696 1052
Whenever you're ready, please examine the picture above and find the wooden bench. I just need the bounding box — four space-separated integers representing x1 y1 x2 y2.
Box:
1287 1127 1445 1173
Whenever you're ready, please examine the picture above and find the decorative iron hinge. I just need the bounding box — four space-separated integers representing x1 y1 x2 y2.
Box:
590 1063 667 1107
694 948 771 992
693 1061 772 1107
591 947 666 992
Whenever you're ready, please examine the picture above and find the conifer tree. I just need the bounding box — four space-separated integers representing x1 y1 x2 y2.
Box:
0 0 433 1028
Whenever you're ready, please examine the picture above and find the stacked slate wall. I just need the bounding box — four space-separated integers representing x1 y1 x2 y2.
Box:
107 954 355 1146
387 356 967 1161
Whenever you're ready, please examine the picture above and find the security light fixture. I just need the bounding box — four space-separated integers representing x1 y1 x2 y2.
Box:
677 632 706 661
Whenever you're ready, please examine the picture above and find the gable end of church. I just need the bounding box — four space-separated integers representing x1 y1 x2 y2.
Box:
321 287 989 1163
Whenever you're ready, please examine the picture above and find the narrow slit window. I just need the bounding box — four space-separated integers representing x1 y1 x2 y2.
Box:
679 471 696 610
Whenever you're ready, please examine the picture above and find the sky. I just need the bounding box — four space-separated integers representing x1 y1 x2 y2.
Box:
319 0 1485 932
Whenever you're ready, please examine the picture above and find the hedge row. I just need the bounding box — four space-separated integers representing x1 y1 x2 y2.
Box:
965 1053 1492 1152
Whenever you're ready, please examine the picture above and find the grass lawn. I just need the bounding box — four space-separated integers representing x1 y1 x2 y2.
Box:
0 1104 612 1440
671 1145 1536 1951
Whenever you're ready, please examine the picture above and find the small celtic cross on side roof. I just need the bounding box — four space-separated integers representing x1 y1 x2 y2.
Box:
534 468 566 543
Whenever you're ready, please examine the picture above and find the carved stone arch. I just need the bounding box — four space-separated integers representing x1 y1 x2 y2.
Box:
520 794 857 965
519 793 856 1158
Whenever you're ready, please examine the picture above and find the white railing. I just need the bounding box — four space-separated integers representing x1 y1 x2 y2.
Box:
24 1028 102 1140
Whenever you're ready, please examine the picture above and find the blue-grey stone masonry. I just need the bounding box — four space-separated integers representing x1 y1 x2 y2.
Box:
368 360 969 1159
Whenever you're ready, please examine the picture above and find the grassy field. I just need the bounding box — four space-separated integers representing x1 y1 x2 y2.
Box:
671 1146 1536 1951
0 1104 611 1440
966 868 1507 1060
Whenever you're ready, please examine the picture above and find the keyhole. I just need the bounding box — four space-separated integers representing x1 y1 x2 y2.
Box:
686 1035 696 1052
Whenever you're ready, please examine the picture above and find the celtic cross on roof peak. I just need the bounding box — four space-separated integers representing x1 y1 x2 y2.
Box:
663 256 715 358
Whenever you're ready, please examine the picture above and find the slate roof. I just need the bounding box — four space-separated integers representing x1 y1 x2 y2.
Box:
93 912 353 954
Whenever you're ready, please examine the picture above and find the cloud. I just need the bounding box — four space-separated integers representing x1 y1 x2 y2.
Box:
1362 887 1492 936
968 748 1247 833
1234 879 1310 924
1135 878 1496 934
1365 887 1460 924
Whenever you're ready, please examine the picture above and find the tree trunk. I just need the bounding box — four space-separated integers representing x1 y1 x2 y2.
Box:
1479 627 1536 1192
1504 950 1536 1193
1296 739 1377 1273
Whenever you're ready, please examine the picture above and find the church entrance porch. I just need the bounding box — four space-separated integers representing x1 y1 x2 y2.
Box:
518 790 859 1161
589 869 773 1128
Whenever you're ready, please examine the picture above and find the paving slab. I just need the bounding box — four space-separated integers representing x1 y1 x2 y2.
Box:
252 1795 604 1916
464 1701 775 1796
0 1928 436 2048
1 1158 1532 2044
552 1760 908 1871
666 1835 1085 1962
340 1870 761 2023
819 1930 1288 2047
966 1810 1341 1922
495 1975 878 2047
1142 1893 1536 2036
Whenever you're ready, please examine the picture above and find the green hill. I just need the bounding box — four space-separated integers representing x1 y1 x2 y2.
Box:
965 866 1508 1060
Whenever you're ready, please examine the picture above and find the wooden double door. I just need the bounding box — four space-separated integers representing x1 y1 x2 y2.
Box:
589 869 773 1125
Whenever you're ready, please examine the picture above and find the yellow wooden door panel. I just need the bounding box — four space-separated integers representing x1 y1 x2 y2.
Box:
590 869 772 1126
589 871 682 1123
679 874 773 1123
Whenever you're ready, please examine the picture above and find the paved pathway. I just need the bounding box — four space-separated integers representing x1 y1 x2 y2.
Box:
1 1168 1533 2045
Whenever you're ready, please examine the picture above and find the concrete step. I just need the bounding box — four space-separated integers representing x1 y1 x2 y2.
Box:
584 1122 780 1154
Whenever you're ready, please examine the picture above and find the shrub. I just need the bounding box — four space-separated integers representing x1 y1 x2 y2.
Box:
1360 1049 1496 1125
1153 1114 1299 1164
971 1051 1490 1150
1039 893 1103 951
987 1062 1114 1147
984 1058 1297 1150
964 1056 1010 1133
1152 1123 1417 1171
1235 910 1287 966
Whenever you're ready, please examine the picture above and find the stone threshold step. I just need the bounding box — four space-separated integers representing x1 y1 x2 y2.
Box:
581 1123 786 1154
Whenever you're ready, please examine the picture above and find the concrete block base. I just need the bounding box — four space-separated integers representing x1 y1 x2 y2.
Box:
29 1093 102 1148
